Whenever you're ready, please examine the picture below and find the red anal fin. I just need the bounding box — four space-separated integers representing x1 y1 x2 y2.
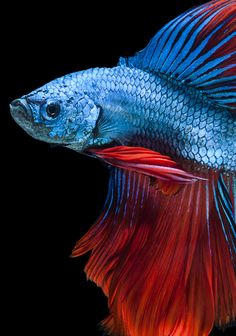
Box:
90 146 203 185
72 166 236 336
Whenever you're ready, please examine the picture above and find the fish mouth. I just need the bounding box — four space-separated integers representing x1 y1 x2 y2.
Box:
10 99 91 150
10 98 35 136
10 98 59 143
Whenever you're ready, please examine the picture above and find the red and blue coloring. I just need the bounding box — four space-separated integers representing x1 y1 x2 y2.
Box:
10 1 236 335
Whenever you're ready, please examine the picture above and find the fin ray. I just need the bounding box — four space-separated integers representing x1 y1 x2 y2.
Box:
72 167 236 335
121 0 236 111
90 146 203 185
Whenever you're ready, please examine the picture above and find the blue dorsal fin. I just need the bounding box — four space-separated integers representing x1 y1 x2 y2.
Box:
119 0 236 112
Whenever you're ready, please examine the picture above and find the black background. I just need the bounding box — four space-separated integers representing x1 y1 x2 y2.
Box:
4 0 235 335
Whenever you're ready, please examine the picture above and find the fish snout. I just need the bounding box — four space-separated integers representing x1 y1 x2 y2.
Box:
10 98 32 124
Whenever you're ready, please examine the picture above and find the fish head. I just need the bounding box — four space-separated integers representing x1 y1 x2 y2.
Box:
10 77 100 151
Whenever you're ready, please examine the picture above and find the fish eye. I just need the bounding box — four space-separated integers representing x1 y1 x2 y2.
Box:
46 101 61 118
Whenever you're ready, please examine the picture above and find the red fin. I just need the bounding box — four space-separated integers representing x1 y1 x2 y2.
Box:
211 174 236 328
90 146 203 183
72 168 236 335
156 180 182 195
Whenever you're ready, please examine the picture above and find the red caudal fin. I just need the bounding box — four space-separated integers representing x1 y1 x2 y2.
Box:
211 174 236 328
72 165 236 335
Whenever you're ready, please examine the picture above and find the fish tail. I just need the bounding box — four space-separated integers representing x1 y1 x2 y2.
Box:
72 147 236 335
211 173 236 328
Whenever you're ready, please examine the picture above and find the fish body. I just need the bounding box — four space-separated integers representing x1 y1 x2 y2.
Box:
13 66 235 171
74 66 236 172
10 0 236 335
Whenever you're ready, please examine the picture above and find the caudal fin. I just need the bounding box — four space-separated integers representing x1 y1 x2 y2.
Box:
73 147 236 335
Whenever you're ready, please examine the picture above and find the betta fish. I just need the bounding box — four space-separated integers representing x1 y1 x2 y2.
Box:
10 0 236 335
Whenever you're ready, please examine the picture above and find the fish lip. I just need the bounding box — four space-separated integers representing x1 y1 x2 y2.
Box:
10 98 34 130
10 98 50 142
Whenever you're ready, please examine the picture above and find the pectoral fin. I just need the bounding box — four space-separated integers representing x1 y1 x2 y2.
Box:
90 145 204 188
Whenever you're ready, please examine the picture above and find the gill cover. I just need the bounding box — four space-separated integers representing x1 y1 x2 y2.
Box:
45 94 100 143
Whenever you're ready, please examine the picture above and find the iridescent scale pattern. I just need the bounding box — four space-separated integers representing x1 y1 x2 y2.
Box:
72 66 235 172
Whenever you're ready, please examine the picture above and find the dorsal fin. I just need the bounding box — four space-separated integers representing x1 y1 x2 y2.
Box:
120 0 236 111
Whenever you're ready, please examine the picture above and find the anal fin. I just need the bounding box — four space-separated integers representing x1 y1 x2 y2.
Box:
72 165 236 335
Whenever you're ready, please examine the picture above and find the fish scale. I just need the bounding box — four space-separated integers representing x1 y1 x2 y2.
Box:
69 66 235 172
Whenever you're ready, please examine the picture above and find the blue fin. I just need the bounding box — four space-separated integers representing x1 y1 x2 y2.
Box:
120 0 236 111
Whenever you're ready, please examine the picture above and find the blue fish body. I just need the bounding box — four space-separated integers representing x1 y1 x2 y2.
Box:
11 66 235 172
10 1 236 335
